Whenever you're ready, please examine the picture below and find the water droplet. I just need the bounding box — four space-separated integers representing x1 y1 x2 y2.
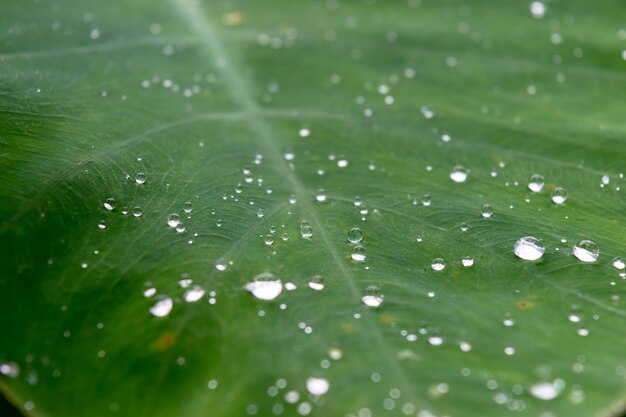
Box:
530 381 564 401
431 258 445 271
184 286 205 302
300 224 313 239
421 193 432 206
184 202 193 213
256 208 265 218
481 204 493 218
514 236 545 261
347 227 363 243
175 223 186 233
245 272 282 300
97 220 106 230
328 347 343 360
135 172 146 185
573 240 599 263
215 258 228 271
528 174 545 192
308 276 325 291
103 198 116 211
285 390 300 404
264 234 274 245
315 189 327 202
143 287 156 297
167 213 180 227
0 363 20 378
306 377 329 395
361 286 383 307
337 159 348 168
551 187 568 204
150 297 173 317
351 245 367 261
460 223 469 232
132 206 143 217
450 166 469 183
530 1 546 18
299 128 310 138
121 207 129 215
613 258 625 270
461 257 474 267
428 336 444 346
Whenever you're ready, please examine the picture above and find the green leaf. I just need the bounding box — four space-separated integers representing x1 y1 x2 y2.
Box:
1 0 625 416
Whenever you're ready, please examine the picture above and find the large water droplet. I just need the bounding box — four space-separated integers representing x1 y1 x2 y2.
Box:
431 258 445 271
514 237 545 261
481 204 493 218
167 213 181 228
184 201 193 213
150 297 173 317
351 245 367 261
551 187 567 204
245 272 282 300
530 1 546 18
104 198 116 211
184 286 205 302
530 380 564 401
132 206 143 217
306 377 329 396
215 258 228 271
461 257 474 267
315 189 327 202
135 172 146 185
308 276 325 291
573 240 599 263
300 222 313 239
361 286 383 307
347 227 363 243
450 166 469 183
528 174 545 192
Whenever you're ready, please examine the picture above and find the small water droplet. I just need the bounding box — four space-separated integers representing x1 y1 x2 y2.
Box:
135 172 146 185
215 258 228 271
613 258 625 270
481 204 493 218
428 336 444 346
167 213 180 228
461 257 474 267
300 223 313 239
245 273 282 300
351 245 367 261
308 276 325 291
551 187 568 204
103 198 116 211
460 223 469 232
150 297 173 317
182 286 204 302
450 166 469 183
175 223 186 233
530 1 546 18
132 206 143 217
421 193 432 206
528 174 545 192
98 220 106 229
264 234 274 245
184 202 193 213
256 208 265 218
573 240 599 263
0 363 20 378
306 377 329 395
347 227 363 243
514 236 545 261
328 347 343 360
431 258 445 271
315 189 327 202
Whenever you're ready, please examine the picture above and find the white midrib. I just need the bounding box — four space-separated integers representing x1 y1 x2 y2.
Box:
171 0 417 400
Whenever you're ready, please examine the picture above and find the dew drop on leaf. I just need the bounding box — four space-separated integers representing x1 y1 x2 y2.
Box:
431 258 445 271
461 257 474 267
613 258 625 270
361 286 383 308
308 276 325 291
528 174 545 192
351 245 367 261
315 189 327 202
529 380 564 401
450 165 469 183
551 187 568 204
184 201 193 213
347 227 363 243
135 172 146 185
245 272 282 300
573 240 599 263
215 258 228 271
306 377 329 395
167 213 181 228
514 237 545 261
183 286 205 303
149 297 173 317
481 204 494 218
103 198 116 211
